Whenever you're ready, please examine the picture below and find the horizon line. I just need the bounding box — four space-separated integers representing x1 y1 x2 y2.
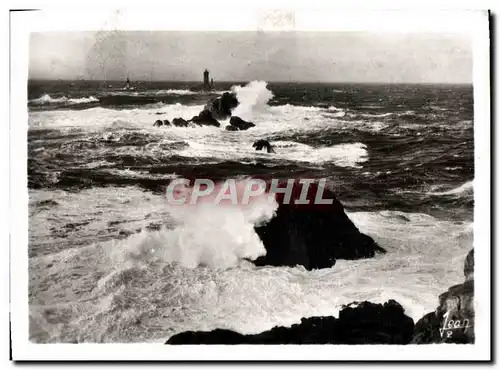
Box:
27 78 473 85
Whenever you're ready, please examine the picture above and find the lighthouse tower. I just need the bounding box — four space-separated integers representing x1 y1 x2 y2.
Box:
203 69 210 90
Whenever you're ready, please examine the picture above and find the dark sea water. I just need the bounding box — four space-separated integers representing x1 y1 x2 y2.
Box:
28 80 474 343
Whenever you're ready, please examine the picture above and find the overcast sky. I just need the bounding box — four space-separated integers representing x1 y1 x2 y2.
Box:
29 31 472 83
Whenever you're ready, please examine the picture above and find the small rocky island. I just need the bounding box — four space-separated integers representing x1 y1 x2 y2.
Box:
153 70 258 130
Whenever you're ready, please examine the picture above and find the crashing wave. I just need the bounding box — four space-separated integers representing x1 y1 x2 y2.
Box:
428 181 474 196
29 94 99 106
106 191 278 269
230 81 274 121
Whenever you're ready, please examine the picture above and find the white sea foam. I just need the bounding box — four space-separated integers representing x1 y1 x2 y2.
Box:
109 195 277 270
30 94 99 105
271 141 368 167
230 81 274 120
358 112 393 118
428 180 474 196
175 139 368 168
153 89 197 95
28 188 473 343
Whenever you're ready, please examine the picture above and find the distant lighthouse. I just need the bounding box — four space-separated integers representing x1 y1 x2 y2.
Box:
203 69 210 90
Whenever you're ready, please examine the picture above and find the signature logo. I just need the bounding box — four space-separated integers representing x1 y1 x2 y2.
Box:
439 310 473 339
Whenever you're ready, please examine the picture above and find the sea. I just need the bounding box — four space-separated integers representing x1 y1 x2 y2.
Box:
27 79 474 343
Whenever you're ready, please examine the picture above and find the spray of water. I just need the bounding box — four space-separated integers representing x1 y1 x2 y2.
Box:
108 181 278 269
231 81 274 121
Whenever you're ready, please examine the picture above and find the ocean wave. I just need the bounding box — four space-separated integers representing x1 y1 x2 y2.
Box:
271 141 369 168
29 94 99 106
324 106 347 117
153 89 197 96
106 195 278 269
358 112 393 118
269 104 323 114
231 81 275 121
176 139 368 168
336 119 389 132
428 181 474 196
100 168 180 180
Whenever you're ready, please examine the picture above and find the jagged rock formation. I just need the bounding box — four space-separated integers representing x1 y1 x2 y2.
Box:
158 92 239 128
166 300 414 345
411 249 474 344
252 181 385 270
207 92 239 120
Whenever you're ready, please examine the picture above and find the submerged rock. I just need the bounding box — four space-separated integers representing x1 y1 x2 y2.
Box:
166 300 414 344
225 125 239 131
228 116 255 131
252 139 275 153
411 249 474 344
252 181 385 270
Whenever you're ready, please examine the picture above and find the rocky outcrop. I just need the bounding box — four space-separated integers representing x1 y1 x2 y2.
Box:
227 116 255 131
189 110 221 127
166 300 414 345
153 119 170 127
188 92 239 126
252 139 275 153
411 249 474 344
464 248 474 282
207 92 239 120
154 92 238 129
225 125 239 131
171 118 189 127
252 181 385 270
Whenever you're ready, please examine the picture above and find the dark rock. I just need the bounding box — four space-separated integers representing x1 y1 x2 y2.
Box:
35 199 59 207
171 118 189 127
166 300 414 345
252 139 275 153
229 116 255 130
411 249 474 344
410 312 443 344
207 92 239 120
166 329 246 345
153 120 163 127
189 109 221 127
225 125 239 131
163 119 171 126
464 249 474 281
336 300 414 344
252 181 385 270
